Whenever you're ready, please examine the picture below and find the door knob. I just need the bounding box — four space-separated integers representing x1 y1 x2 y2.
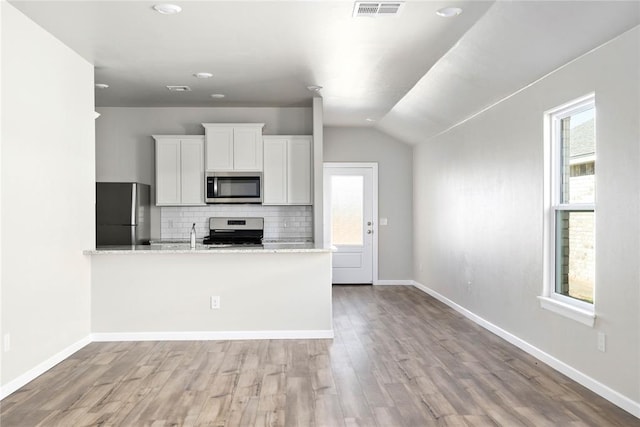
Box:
367 221 372 226
367 230 373 234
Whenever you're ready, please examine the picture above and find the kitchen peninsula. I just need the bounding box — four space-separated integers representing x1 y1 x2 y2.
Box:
86 243 333 340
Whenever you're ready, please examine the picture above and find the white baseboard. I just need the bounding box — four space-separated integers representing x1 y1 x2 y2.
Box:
92 329 334 342
411 281 640 419
373 280 414 286
0 335 91 400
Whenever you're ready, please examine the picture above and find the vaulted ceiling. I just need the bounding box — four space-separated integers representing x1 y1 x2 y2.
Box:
9 1 640 145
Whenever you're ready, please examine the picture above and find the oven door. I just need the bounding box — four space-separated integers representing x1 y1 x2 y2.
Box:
206 172 262 204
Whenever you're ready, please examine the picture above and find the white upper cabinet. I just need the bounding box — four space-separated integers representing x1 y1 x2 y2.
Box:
180 138 205 205
155 138 181 205
153 135 205 206
204 127 233 170
288 137 312 204
202 123 264 171
263 136 312 205
263 137 288 204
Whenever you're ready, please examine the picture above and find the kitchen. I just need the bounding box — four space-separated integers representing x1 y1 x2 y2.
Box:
90 117 334 339
1 0 639 424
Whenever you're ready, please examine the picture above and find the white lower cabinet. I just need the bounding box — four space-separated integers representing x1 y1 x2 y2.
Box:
263 136 312 205
153 135 205 206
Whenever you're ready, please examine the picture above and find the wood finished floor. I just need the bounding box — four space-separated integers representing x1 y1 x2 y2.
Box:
1 285 638 426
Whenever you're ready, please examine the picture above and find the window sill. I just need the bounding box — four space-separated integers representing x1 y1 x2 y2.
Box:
537 296 596 327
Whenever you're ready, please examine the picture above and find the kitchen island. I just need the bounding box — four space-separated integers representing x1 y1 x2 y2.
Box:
86 243 333 341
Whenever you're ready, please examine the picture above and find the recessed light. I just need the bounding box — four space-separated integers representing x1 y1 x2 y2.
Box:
307 85 323 92
95 83 109 89
436 7 462 17
365 118 375 122
166 85 191 92
210 94 225 99
194 72 213 79
153 4 182 15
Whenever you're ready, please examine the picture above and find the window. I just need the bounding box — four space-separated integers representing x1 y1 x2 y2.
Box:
541 94 596 326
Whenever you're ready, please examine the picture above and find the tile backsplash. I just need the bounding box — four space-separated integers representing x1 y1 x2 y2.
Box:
160 205 313 241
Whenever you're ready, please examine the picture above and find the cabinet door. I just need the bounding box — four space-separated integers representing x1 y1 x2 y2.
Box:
180 138 205 205
156 139 181 205
205 127 234 171
288 136 312 205
263 138 288 204
233 127 263 171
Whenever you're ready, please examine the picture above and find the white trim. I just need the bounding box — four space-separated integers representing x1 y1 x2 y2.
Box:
555 204 595 211
201 123 265 129
324 162 378 168
323 162 379 284
537 296 596 327
152 134 204 140
412 281 640 418
372 164 379 284
0 335 91 400
91 330 334 342
545 93 595 118
569 154 595 166
373 280 414 286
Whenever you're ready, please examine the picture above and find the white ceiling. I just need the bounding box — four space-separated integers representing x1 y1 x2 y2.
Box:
377 1 640 144
9 1 640 143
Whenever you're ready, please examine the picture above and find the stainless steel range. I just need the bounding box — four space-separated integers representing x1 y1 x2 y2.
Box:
202 217 264 246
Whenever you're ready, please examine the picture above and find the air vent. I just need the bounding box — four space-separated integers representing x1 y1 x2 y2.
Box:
166 85 192 92
353 2 404 17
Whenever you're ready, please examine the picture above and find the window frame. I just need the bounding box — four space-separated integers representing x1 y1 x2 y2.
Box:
540 93 596 326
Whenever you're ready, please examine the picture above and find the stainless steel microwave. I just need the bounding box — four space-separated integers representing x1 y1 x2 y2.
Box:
205 172 262 204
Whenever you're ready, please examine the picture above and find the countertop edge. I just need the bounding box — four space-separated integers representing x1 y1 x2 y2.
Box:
84 247 333 255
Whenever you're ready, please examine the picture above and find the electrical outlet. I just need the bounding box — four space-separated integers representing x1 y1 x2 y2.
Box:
211 296 220 309
4 334 10 352
597 332 606 352
380 218 388 226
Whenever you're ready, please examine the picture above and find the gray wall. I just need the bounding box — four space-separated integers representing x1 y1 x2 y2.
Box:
324 127 413 280
2 3 94 388
95 107 312 239
413 27 639 404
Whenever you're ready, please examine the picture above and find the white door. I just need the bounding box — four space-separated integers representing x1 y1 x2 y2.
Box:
233 127 262 171
155 138 181 205
263 137 288 204
205 126 234 171
287 137 312 205
324 164 377 284
180 138 205 205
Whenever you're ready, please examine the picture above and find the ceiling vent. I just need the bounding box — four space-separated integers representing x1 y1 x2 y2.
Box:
353 2 404 18
166 85 191 92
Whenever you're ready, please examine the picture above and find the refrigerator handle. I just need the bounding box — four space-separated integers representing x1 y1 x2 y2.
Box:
131 183 137 226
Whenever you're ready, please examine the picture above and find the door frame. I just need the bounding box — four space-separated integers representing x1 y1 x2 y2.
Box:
323 162 379 284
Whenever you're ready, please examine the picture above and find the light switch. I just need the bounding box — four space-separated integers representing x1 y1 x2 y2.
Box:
380 218 388 226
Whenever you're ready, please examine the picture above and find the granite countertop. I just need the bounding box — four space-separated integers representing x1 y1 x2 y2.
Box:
84 241 332 255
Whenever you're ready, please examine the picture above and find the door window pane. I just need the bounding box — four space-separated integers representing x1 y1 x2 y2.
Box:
555 210 595 303
331 176 363 245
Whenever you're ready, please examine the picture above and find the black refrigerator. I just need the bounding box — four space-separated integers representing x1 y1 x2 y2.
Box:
96 182 151 246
